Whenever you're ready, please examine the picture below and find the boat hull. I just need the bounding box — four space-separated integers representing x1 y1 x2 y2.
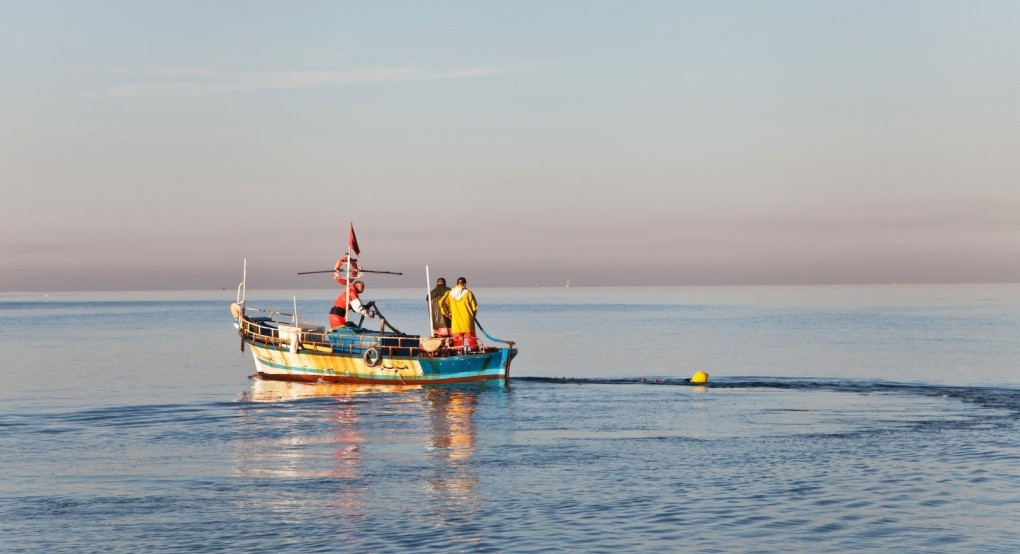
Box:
232 306 517 385
246 341 516 385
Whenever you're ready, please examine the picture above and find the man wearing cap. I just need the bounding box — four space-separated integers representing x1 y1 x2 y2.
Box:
440 277 480 350
428 277 452 337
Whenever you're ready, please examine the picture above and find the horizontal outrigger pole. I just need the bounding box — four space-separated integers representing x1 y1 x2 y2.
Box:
296 269 404 276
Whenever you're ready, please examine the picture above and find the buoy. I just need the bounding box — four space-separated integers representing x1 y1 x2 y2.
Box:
690 371 709 384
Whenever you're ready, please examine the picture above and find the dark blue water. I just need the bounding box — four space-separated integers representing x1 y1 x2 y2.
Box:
2 285 1019 552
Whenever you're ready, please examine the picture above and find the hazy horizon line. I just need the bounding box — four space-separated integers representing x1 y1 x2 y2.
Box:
3 281 1019 296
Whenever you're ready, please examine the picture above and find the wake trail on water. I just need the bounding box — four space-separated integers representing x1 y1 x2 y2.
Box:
514 376 1020 415
5 379 1018 435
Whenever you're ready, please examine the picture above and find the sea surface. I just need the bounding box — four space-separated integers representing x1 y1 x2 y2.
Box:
1 284 1019 553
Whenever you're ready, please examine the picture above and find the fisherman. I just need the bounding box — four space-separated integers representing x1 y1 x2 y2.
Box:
330 257 376 328
330 280 376 328
440 277 480 350
428 277 452 337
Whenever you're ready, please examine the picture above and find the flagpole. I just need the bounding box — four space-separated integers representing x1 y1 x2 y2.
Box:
345 222 352 303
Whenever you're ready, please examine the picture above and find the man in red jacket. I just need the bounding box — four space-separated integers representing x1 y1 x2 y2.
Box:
330 278 374 329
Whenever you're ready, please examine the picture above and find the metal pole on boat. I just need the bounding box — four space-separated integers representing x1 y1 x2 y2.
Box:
236 258 247 307
426 265 434 337
296 269 403 275
237 258 248 352
346 222 352 300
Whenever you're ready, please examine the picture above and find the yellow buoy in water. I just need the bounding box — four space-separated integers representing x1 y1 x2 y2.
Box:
690 371 709 384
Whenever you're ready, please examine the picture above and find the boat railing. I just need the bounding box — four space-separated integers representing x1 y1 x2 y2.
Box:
237 313 465 357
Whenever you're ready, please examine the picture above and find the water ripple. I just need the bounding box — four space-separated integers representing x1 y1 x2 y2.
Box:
3 379 1020 552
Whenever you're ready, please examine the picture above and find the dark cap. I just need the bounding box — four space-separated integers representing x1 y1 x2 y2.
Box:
456 277 467 285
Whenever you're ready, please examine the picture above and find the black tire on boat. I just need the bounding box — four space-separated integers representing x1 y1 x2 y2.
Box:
362 346 382 367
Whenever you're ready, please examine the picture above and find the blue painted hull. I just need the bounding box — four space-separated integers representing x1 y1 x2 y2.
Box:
246 342 517 384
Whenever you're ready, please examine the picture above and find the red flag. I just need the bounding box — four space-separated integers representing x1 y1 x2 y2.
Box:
348 223 361 256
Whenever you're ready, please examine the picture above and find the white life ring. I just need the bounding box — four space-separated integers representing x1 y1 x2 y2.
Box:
362 346 382 367
335 255 361 279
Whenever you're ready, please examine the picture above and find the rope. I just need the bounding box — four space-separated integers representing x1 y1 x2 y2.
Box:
473 317 514 349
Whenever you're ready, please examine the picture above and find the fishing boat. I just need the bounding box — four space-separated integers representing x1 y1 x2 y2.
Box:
229 227 517 385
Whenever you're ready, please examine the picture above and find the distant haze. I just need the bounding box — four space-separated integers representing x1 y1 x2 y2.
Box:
2 2 1019 291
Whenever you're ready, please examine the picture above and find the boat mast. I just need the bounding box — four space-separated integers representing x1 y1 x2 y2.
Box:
345 221 352 299
426 265 434 337
236 258 247 308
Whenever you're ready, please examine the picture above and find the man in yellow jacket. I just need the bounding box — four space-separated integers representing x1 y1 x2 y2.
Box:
441 277 480 350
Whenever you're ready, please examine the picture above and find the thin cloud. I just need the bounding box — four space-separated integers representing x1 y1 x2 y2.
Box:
105 66 521 97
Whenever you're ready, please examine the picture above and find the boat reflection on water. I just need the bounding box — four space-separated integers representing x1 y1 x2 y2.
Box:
234 377 494 525
242 377 424 402
424 387 480 521
233 379 372 482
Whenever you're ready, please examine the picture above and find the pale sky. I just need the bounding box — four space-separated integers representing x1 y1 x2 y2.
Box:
2 1 1018 291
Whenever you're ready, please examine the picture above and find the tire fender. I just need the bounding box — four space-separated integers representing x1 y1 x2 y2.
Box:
362 346 382 367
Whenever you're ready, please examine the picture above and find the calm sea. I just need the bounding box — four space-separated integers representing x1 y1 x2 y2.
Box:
2 285 1019 553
